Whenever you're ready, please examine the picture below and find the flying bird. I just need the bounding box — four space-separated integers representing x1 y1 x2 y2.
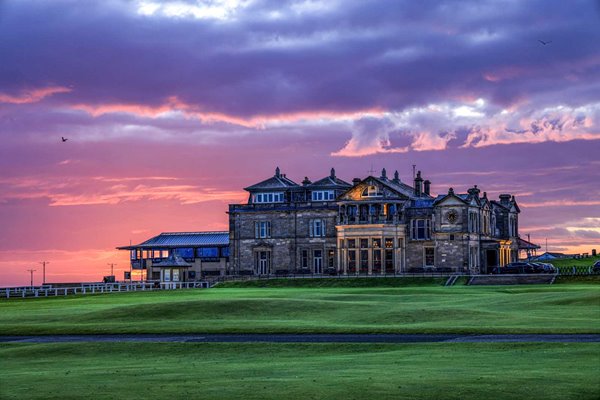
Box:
61 137 68 142
538 40 552 45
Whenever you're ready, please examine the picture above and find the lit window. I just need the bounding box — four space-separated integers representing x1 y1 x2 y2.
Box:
362 185 382 197
312 190 335 201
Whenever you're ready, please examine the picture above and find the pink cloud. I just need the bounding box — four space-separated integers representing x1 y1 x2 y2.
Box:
71 97 385 128
0 86 71 104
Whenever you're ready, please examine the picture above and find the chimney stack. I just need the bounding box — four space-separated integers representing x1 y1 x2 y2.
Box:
380 168 387 180
330 168 336 179
499 194 511 205
414 170 423 196
275 166 281 178
393 170 400 184
352 178 361 186
424 180 431 196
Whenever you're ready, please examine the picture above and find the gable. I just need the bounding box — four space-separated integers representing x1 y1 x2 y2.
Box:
338 177 410 201
435 196 467 207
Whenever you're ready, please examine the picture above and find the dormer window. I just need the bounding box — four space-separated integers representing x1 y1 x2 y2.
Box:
311 190 335 201
362 185 382 197
253 192 284 203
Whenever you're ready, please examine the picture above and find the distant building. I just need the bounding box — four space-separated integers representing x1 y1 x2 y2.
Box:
119 167 536 282
229 167 528 276
117 232 229 282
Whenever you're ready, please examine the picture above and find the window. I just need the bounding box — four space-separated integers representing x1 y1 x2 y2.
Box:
255 221 272 238
253 192 284 203
373 249 382 271
175 248 194 259
301 250 309 269
221 247 230 257
198 247 218 258
328 249 335 269
385 238 394 248
313 250 323 274
362 185 382 197
372 238 381 248
385 250 394 272
360 238 369 248
311 190 335 201
309 219 326 237
348 250 356 272
411 219 431 240
130 250 137 260
347 239 356 248
449 234 455 241
424 247 435 267
360 250 368 272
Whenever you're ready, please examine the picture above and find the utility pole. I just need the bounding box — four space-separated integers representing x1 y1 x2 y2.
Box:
39 261 50 285
27 269 36 287
107 263 117 276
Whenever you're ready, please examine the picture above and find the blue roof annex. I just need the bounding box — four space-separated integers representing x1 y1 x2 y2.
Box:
117 231 229 250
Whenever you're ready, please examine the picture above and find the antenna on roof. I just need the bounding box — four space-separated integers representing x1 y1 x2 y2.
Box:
367 164 375 175
412 164 416 180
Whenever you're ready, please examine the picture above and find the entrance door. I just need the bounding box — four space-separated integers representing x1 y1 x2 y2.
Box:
257 251 270 275
486 250 498 273
313 250 323 274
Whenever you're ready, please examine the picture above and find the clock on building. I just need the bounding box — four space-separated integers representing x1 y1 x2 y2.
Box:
446 210 458 224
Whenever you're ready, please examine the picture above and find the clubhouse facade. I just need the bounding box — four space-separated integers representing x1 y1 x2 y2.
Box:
118 167 539 282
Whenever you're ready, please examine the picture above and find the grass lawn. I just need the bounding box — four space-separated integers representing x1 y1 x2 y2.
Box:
1 283 599 335
547 255 600 269
1 342 598 400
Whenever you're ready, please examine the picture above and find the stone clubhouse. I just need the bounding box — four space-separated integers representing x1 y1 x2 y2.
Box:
118 167 539 283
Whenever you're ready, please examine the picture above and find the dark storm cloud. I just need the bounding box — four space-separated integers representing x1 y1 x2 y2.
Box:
1 0 599 117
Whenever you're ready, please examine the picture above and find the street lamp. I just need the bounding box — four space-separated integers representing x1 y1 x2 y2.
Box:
27 269 36 287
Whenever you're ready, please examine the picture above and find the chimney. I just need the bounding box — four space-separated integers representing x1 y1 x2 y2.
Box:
424 180 431 196
467 185 480 198
499 194 511 205
330 168 336 179
275 166 281 178
448 187 454 195
393 170 400 184
302 177 312 186
380 168 387 180
414 170 423 196
352 178 361 186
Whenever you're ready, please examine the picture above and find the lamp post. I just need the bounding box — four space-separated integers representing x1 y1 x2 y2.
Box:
39 261 50 285
27 269 36 287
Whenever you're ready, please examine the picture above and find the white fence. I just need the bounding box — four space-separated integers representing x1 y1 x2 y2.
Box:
1 281 210 299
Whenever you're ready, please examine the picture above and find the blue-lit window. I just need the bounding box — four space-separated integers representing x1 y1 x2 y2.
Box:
311 190 335 201
221 247 230 257
199 247 219 258
175 248 194 258
253 192 284 203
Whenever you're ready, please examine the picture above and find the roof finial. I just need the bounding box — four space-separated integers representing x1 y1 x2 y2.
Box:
275 166 280 178
330 168 335 178
381 168 387 179
393 170 400 183
448 187 454 195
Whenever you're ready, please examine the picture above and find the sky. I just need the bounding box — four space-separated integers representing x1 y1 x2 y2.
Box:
0 0 599 286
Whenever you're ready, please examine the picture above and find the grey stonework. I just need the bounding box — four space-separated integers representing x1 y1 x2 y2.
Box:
229 168 525 275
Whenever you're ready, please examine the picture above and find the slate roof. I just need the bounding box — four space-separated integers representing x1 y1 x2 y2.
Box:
117 231 229 250
244 174 299 191
309 175 352 188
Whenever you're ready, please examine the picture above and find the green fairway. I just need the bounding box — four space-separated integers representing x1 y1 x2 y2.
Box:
1 283 599 335
0 342 598 400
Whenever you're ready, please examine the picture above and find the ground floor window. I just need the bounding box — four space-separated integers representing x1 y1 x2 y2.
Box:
255 251 271 275
385 249 394 273
424 247 435 267
348 250 356 273
360 250 369 273
373 249 382 272
301 250 309 269
328 249 335 269
313 250 323 274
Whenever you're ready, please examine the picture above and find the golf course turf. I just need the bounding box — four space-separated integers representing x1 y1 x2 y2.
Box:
1 342 599 400
0 283 598 335
1 281 598 399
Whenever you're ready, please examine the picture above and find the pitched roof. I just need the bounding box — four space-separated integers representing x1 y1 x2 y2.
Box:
244 169 299 191
152 253 192 268
117 231 229 249
309 175 352 188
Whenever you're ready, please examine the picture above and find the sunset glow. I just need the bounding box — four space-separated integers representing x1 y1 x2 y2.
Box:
0 0 599 286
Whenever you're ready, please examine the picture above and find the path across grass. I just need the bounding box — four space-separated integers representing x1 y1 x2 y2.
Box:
1 342 598 400
1 283 598 335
